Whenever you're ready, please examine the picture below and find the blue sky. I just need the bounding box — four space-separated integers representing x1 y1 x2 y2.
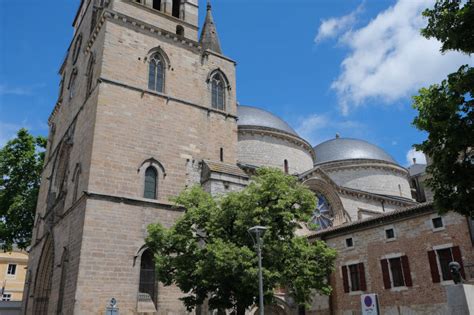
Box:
0 0 472 166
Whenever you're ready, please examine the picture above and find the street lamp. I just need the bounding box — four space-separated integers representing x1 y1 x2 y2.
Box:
248 226 268 315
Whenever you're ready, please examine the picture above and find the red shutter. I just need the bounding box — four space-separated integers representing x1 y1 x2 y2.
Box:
428 250 440 283
452 246 466 279
401 255 413 287
380 259 391 289
359 263 367 291
342 266 349 293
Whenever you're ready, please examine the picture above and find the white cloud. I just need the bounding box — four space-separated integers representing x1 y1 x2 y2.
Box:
406 147 427 165
0 122 27 147
315 5 363 42
326 0 473 114
0 85 32 96
295 113 367 146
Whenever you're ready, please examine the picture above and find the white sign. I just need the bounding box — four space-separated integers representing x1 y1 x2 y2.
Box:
361 293 379 315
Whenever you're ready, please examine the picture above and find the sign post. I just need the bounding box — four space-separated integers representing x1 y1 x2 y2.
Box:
361 294 379 315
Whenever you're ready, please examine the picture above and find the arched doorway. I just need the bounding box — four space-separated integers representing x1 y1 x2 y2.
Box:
33 235 54 315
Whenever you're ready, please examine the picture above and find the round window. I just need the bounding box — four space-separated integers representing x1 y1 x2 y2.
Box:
309 194 334 230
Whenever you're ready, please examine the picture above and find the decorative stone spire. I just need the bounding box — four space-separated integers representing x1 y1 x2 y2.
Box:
199 0 222 54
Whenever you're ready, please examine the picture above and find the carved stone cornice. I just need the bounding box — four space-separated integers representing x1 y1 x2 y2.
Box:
316 159 409 177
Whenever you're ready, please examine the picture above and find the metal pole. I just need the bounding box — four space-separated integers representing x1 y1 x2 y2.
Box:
257 230 264 315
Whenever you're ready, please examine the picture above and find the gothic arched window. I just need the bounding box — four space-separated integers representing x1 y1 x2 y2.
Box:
68 68 78 99
310 194 334 230
139 249 157 304
144 167 158 199
148 53 165 93
211 72 225 110
86 55 95 96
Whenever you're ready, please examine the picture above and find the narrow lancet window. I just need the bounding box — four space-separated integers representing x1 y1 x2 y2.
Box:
148 54 164 93
211 72 225 110
153 0 161 11
144 167 158 199
172 0 180 18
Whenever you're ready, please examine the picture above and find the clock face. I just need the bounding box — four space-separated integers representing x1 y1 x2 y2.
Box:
310 195 334 230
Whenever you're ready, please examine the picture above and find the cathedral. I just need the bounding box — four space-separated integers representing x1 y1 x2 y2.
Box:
23 0 473 314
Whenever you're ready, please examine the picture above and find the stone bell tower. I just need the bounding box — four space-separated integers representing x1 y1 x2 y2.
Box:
24 0 239 313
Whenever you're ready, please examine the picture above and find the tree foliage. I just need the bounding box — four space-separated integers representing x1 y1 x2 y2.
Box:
0 129 46 251
412 0 474 216
146 168 336 314
421 0 474 54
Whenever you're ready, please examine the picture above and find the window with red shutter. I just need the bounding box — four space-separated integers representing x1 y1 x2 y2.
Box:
342 265 350 293
381 259 391 289
358 263 367 291
428 250 440 283
401 255 412 287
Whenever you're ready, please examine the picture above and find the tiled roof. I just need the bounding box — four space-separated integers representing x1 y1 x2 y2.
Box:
203 160 248 178
309 202 435 239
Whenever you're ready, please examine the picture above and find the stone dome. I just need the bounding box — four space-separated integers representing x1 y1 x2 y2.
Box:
237 105 298 136
313 138 397 165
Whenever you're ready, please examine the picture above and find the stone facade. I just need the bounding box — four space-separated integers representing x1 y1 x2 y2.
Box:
310 204 474 315
23 1 446 314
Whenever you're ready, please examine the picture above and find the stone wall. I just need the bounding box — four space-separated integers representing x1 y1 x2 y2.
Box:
324 164 412 200
238 131 314 175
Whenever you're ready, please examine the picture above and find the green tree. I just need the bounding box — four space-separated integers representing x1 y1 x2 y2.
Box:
412 0 474 216
146 168 336 314
0 129 46 251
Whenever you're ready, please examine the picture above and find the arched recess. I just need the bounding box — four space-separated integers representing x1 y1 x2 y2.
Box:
33 235 55 315
57 247 69 314
72 163 82 203
138 158 166 199
302 177 350 228
52 140 73 199
248 296 292 315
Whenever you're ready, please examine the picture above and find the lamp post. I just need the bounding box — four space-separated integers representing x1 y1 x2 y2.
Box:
248 226 268 315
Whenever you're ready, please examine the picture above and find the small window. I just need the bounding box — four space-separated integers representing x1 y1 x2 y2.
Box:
284 159 289 174
385 228 395 240
437 248 454 281
381 256 412 289
220 148 224 162
342 263 366 293
388 257 405 287
144 167 158 199
1 294 11 301
7 264 17 276
345 238 353 248
432 217 444 229
348 264 361 291
176 25 184 36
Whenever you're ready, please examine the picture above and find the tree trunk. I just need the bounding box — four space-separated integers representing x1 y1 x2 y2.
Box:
237 304 246 315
